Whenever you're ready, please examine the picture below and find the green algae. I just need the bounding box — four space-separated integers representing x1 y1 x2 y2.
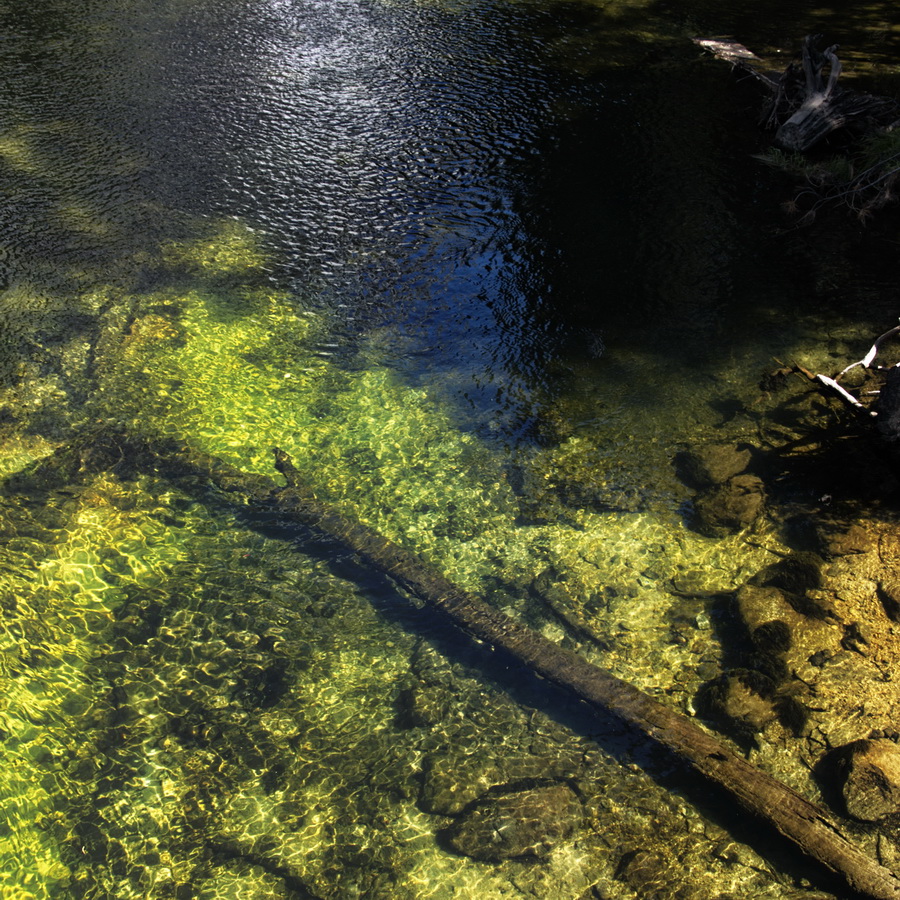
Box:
0 0 890 896
0 462 797 900
160 220 270 281
91 217 790 703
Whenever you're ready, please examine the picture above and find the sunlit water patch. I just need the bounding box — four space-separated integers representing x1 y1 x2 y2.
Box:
0 213 825 898
0 457 809 900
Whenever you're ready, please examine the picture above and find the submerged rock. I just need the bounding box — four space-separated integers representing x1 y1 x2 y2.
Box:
831 739 900 822
395 681 451 729
675 443 751 489
695 669 779 740
693 474 764 537
420 752 504 816
817 521 877 558
749 552 840 622
877 580 900 622
736 584 801 651
733 581 840 697
752 552 823 595
444 783 582 861
615 848 671 896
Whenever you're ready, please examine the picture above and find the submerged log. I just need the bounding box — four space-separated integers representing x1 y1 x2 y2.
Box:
8 429 900 898
116 435 900 900
696 34 900 152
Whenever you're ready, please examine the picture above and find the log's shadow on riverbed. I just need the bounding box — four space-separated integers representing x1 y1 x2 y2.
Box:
232 496 875 899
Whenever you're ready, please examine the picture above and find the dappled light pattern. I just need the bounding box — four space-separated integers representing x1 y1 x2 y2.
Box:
0 463 802 900
0 218 810 899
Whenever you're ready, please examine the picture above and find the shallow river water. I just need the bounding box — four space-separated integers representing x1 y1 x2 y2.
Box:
2 0 900 898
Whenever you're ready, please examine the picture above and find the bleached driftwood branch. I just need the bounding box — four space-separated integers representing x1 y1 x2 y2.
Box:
815 321 900 416
697 34 900 152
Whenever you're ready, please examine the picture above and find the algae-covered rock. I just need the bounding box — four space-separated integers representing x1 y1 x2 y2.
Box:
736 583 802 650
444 783 581 861
693 474 764 537
615 848 672 896
752 551 824 595
817 521 876 558
695 669 779 740
675 443 751 489
734 582 840 683
831 739 900 822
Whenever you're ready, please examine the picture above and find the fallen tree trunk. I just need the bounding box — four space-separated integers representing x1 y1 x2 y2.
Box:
116 434 900 900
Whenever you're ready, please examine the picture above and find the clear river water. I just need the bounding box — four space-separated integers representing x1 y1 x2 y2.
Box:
2 0 900 897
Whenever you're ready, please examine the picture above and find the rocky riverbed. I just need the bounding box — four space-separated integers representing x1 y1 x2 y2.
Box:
669 355 900 887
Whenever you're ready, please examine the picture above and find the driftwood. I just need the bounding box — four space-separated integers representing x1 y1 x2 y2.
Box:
93 433 899 900
693 38 779 90
697 35 900 152
814 323 900 441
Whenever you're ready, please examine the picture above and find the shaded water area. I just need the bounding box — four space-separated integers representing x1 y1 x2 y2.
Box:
4 0 900 897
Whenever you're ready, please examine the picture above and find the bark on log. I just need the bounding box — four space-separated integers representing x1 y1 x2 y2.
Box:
133 436 900 900
10 430 900 899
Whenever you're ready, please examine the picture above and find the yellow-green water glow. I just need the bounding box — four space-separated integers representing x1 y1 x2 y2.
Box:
0 462 791 899
0 471 197 897
0 221 811 899
99 224 781 616
0 0 890 893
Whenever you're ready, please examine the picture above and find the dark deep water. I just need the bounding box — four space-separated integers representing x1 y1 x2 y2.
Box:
2 0 900 896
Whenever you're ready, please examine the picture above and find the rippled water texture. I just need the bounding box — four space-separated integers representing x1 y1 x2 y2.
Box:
2 0 900 898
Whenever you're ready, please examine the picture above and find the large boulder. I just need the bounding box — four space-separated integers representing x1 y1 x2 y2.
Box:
443 783 582 861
